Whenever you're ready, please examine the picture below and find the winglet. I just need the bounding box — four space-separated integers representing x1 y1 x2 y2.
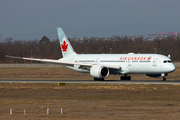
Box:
6 55 23 59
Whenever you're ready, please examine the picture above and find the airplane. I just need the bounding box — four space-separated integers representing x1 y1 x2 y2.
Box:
6 27 176 81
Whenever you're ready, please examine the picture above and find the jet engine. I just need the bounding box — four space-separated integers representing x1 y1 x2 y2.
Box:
90 66 109 78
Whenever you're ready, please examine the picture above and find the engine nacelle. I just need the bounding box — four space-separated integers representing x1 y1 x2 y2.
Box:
90 66 109 78
146 74 161 77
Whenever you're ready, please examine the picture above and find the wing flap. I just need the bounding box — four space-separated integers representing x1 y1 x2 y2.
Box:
103 65 121 69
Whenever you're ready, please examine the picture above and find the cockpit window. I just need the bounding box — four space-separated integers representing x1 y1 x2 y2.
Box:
163 60 172 63
163 60 167 63
168 60 172 63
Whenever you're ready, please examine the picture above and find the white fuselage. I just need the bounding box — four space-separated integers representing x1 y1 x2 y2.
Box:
60 53 176 75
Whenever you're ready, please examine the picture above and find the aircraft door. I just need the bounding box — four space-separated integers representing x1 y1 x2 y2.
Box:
96 58 100 64
71 58 74 62
153 58 158 66
128 60 131 66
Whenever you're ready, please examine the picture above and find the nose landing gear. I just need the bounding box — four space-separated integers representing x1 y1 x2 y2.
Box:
161 73 167 81
161 76 166 81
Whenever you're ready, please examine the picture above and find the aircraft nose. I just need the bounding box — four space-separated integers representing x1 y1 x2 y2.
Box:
169 64 176 72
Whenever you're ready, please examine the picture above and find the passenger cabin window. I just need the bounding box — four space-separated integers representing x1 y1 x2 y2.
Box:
163 60 172 63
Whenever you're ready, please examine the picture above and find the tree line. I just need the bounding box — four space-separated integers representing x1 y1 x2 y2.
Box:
0 35 180 63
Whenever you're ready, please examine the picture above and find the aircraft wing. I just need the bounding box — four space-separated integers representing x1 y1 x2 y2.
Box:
6 55 121 70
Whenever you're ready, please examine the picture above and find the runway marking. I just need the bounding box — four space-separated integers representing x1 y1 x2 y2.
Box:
0 80 180 85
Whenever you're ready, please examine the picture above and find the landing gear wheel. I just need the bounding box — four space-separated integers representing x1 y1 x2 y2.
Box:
124 76 127 80
162 77 166 81
120 75 131 81
120 76 124 81
127 76 131 81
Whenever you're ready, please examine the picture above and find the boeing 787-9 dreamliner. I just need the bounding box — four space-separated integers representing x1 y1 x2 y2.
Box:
6 27 176 81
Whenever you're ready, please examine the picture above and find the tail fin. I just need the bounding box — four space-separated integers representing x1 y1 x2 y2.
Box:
57 27 77 58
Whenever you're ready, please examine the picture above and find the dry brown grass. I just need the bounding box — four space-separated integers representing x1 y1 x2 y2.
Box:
1 83 180 119
0 67 180 119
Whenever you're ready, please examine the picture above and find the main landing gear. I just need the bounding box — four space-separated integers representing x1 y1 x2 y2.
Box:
120 75 131 81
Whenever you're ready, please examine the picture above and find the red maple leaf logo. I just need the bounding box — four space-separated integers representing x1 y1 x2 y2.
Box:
61 41 68 52
147 56 152 61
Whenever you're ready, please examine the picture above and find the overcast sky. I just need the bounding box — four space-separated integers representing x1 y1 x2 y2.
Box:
0 0 180 40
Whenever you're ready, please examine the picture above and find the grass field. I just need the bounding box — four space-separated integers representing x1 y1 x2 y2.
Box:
0 67 180 119
1 83 180 119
